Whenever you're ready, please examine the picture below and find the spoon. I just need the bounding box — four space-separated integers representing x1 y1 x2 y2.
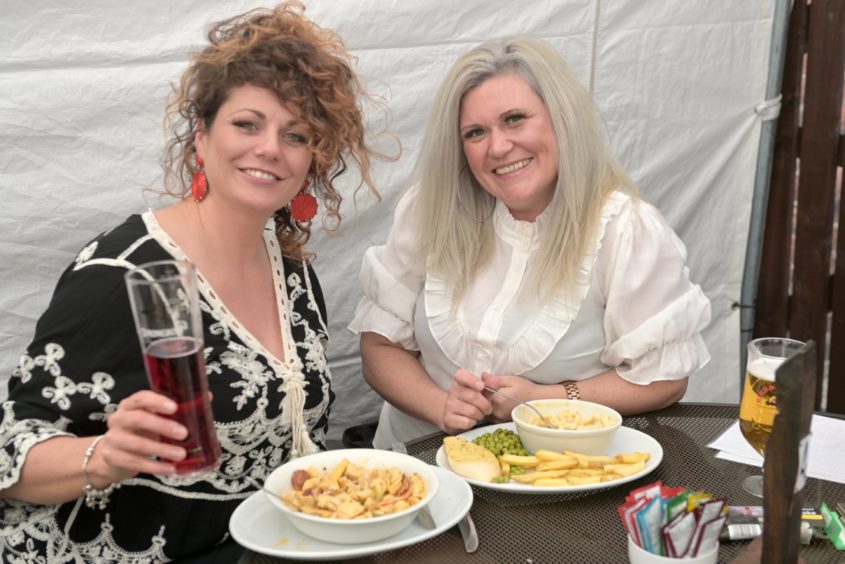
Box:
483 385 555 428
245 475 279 500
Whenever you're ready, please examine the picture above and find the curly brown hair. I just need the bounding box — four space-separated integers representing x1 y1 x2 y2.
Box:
162 1 384 260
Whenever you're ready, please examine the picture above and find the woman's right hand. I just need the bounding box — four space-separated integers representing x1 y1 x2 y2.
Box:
441 369 492 435
93 390 188 485
0 391 191 505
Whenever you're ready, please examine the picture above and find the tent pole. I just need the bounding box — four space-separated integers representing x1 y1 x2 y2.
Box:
739 0 793 391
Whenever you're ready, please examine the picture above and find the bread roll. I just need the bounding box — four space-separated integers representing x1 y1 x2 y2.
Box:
443 436 501 482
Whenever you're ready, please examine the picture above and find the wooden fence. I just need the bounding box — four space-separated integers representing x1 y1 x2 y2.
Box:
755 0 845 413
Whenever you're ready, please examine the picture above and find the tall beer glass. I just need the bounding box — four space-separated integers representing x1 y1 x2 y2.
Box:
125 260 221 475
738 337 804 496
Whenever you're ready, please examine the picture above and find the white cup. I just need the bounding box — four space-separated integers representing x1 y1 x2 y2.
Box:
627 535 718 564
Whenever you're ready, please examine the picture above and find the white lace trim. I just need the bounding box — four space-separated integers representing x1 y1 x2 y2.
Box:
425 191 630 373
1 508 171 563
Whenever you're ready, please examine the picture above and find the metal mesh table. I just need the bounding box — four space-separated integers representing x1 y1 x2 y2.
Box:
246 403 845 563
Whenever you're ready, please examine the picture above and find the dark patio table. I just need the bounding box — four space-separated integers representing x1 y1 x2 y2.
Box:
244 403 845 563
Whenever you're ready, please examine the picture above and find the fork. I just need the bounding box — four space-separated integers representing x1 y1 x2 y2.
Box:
457 510 479 553
390 442 437 529
244 475 279 500
483 385 555 427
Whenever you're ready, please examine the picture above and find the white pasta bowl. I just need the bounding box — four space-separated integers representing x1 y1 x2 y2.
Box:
512 399 622 456
263 448 439 544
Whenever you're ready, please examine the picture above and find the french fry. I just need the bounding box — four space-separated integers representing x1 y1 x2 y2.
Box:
615 452 651 464
536 459 579 471
471 443 651 488
535 449 574 462
498 457 511 480
565 451 617 468
534 477 570 487
566 468 605 477
510 469 569 483
498 454 540 468
565 475 603 485
603 460 646 477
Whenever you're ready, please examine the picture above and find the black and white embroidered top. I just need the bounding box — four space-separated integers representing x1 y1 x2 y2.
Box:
0 211 333 562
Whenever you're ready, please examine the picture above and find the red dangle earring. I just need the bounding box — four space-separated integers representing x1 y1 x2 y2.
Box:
191 154 208 202
290 179 318 222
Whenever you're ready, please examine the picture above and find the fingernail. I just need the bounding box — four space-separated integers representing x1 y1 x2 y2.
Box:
163 401 177 413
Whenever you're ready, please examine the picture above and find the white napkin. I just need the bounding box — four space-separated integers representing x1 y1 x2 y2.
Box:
707 415 845 485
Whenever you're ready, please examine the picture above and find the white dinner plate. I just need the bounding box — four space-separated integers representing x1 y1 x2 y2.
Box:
435 422 663 494
229 465 473 561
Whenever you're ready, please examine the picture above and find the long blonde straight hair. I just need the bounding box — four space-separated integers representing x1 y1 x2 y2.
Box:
412 36 637 303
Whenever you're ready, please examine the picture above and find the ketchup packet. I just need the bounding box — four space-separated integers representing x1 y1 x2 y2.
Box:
619 497 648 546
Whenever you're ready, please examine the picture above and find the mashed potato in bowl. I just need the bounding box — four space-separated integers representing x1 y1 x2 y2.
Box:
527 408 616 430
513 399 622 456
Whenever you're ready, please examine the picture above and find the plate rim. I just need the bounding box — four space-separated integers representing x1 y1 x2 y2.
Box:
435 422 663 494
229 465 473 560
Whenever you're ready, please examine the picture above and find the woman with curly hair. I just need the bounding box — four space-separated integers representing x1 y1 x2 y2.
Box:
0 2 381 561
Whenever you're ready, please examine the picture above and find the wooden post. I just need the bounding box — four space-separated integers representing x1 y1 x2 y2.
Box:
761 340 816 563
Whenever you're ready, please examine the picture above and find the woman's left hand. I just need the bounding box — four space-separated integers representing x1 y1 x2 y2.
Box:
481 373 541 422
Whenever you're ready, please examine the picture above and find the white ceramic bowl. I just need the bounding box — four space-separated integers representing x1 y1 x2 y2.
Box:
628 534 718 563
263 448 439 544
511 399 622 455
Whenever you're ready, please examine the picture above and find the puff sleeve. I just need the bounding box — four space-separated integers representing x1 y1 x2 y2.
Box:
598 200 711 383
347 187 426 351
0 245 145 530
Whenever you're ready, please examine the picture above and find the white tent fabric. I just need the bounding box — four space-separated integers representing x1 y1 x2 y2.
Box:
0 1 775 442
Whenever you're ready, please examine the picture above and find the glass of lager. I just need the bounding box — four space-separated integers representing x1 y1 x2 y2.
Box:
738 337 804 496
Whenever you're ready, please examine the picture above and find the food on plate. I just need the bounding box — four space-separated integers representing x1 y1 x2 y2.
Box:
603 461 647 477
443 436 501 482
470 428 531 482
498 453 541 468
564 451 617 468
496 450 651 486
471 428 529 456
281 458 427 519
526 407 616 430
443 434 652 487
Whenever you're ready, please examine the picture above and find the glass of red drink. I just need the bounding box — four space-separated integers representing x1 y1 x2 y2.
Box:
125 260 221 475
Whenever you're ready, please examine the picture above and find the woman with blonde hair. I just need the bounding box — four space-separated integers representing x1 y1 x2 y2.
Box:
350 36 711 448
0 2 381 561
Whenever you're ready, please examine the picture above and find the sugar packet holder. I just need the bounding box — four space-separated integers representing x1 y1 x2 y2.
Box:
619 481 722 558
619 481 683 547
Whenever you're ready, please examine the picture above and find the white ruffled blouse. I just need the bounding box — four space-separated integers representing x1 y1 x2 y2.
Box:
349 188 711 448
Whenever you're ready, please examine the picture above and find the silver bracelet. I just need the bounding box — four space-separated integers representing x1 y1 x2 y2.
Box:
82 435 117 510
